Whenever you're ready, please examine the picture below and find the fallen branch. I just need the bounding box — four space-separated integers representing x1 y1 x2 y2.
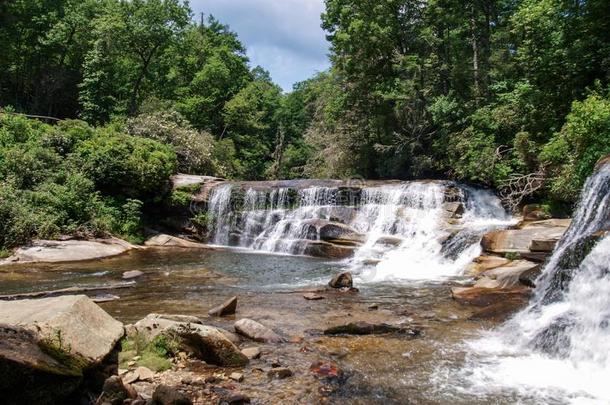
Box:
0 282 135 301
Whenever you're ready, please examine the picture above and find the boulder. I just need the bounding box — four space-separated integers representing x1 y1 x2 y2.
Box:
481 223 568 255
451 286 532 307
144 234 206 249
208 296 238 317
318 222 365 246
302 240 356 259
234 319 284 343
374 236 403 247
133 314 248 367
328 272 353 289
0 295 124 364
2 238 134 264
0 296 124 404
474 260 541 289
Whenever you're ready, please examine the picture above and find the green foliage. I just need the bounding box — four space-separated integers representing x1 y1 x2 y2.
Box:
541 91 610 201
0 112 174 250
119 332 177 372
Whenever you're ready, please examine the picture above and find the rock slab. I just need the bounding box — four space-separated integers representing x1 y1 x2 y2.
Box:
234 319 284 343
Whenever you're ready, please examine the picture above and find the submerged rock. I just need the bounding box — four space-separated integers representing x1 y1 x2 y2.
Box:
310 360 344 379
328 272 353 289
323 321 421 337
208 296 238 317
234 319 284 343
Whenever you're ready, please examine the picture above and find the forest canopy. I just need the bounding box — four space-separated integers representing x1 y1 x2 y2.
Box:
1 0 610 251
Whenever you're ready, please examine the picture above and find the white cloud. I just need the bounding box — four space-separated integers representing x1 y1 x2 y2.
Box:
190 0 331 91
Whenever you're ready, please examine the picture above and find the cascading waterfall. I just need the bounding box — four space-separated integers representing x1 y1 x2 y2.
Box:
459 163 610 403
351 183 512 282
206 181 513 280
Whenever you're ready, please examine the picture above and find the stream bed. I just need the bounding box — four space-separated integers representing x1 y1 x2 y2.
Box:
0 246 555 404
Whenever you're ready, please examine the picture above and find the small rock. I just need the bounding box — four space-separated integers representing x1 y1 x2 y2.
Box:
229 372 244 382
267 367 293 379
100 375 131 404
208 296 238 317
241 347 261 360
135 366 155 382
152 384 192 405
123 270 144 280
367 303 378 310
127 361 136 367
328 272 353 289
310 360 344 379
323 321 421 337
122 371 138 385
303 293 325 300
217 391 251 405
234 318 284 343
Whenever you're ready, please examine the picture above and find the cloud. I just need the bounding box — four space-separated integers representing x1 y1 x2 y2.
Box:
190 0 331 91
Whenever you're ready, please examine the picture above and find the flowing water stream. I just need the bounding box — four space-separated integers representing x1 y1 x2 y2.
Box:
447 164 610 404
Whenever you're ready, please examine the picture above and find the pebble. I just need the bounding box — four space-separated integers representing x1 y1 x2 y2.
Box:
229 372 244 382
122 270 144 280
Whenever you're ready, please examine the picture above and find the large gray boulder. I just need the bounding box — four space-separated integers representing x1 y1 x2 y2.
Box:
133 314 248 366
1 238 134 265
0 295 124 363
0 295 125 404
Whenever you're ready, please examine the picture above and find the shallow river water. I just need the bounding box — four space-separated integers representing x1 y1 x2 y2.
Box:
0 247 582 404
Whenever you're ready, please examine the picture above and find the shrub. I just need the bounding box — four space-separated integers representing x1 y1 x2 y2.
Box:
541 91 610 201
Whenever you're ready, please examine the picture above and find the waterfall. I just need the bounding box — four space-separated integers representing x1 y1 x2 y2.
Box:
350 183 512 281
205 180 513 280
460 163 610 403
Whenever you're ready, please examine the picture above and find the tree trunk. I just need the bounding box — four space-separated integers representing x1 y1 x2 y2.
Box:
470 1 481 102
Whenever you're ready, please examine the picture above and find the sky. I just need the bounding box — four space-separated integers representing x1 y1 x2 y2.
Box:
190 0 331 92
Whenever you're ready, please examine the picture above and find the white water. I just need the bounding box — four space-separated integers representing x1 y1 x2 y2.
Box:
350 183 513 282
456 164 610 404
206 181 513 281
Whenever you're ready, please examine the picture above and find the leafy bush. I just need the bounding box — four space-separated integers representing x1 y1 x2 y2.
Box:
541 91 610 201
126 109 217 175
